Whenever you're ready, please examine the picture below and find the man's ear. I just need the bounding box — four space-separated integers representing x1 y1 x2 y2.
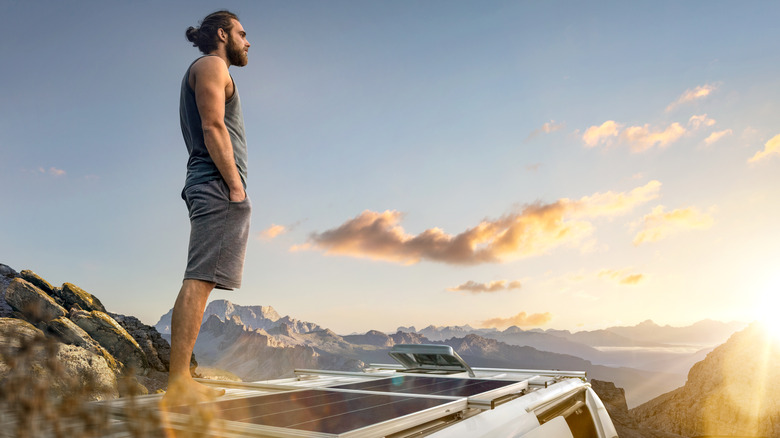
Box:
218 28 228 42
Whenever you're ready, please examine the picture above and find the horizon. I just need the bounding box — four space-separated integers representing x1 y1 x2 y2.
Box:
155 297 749 336
2 1 778 335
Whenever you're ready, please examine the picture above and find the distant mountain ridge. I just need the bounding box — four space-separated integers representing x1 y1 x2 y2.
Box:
395 319 745 374
398 319 746 348
155 299 321 335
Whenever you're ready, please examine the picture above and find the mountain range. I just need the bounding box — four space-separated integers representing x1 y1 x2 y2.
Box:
155 300 744 408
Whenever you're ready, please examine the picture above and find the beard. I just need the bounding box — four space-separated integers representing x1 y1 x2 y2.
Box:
226 34 248 67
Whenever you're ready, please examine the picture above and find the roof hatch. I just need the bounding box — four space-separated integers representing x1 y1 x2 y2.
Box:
389 344 475 377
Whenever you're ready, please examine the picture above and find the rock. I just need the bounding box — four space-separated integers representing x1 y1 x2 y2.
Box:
0 264 19 278
55 344 119 400
70 310 149 375
1 317 117 399
60 282 106 313
631 322 780 437
5 278 67 322
0 317 44 350
46 316 121 371
111 313 170 372
0 265 17 318
591 379 686 438
20 270 56 296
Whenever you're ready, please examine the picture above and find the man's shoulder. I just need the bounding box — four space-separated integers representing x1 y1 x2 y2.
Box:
189 55 230 88
191 55 227 73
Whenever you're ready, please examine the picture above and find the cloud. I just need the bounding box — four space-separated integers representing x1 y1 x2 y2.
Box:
525 120 565 142
748 134 780 163
583 120 621 147
37 167 66 177
632 205 715 245
666 84 718 112
297 181 661 265
620 122 686 152
567 180 661 217
447 280 522 294
704 129 732 146
583 121 686 152
259 224 287 240
598 269 645 285
688 114 716 130
480 311 552 329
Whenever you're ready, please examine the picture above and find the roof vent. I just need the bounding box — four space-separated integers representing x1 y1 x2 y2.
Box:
389 344 475 377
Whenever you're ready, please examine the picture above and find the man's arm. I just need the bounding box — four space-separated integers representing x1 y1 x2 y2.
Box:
191 56 245 202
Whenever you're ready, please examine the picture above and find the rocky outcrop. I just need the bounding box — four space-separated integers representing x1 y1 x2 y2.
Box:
5 278 67 322
591 380 684 438
631 323 780 437
0 264 182 398
70 310 149 374
0 317 119 400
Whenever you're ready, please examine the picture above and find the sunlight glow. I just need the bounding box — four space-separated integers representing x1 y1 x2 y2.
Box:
756 277 780 340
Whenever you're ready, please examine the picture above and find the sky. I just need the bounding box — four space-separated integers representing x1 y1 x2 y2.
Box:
1 0 779 335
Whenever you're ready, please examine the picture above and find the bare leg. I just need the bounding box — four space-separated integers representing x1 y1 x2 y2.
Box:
161 279 225 406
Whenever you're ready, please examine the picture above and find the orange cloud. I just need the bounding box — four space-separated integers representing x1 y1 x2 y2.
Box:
583 120 621 147
259 224 287 240
748 134 780 163
480 311 552 329
704 129 733 145
620 122 686 152
447 280 522 294
598 269 645 285
298 182 661 265
584 120 686 152
633 205 715 245
567 180 661 217
666 84 718 112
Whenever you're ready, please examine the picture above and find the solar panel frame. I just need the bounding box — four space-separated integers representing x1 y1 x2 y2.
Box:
162 375 528 437
165 389 469 438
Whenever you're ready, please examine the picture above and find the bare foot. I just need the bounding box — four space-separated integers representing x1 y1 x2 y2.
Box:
160 377 225 408
159 378 225 437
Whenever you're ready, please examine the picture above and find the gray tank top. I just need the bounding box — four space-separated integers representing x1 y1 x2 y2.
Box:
180 56 248 196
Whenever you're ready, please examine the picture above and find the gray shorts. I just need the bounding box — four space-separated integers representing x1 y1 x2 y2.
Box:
183 179 251 290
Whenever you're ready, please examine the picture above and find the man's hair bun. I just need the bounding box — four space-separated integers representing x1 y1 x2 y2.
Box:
185 26 200 45
185 11 238 55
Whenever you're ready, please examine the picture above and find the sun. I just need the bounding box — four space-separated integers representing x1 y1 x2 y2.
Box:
755 277 780 340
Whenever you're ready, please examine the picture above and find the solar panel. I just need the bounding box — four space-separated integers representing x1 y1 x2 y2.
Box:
332 375 520 398
170 389 465 437
166 376 527 436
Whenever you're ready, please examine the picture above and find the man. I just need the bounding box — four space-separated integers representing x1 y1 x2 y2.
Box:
164 10 251 405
